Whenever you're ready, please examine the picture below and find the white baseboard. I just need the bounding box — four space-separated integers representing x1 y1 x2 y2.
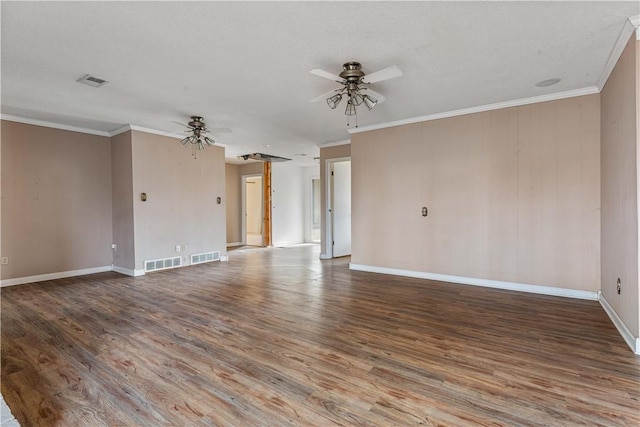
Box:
348 264 599 301
220 255 229 262
113 266 145 277
319 253 331 260
0 265 113 287
226 242 242 247
598 292 640 355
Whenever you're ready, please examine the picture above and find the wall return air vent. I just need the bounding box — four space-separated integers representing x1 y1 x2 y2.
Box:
144 256 182 273
191 251 221 265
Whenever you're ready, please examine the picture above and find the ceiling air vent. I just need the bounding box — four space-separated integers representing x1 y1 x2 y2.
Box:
76 74 109 87
238 153 291 162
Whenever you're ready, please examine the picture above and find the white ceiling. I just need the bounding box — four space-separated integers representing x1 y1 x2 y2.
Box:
2 1 638 166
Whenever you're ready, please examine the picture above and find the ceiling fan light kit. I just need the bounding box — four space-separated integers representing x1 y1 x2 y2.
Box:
310 61 402 127
173 116 231 159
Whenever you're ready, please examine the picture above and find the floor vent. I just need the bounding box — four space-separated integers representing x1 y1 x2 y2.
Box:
144 256 182 273
191 251 221 265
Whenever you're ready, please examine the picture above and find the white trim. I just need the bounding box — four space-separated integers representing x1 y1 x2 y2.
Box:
318 139 351 148
348 264 599 301
325 156 351 259
597 19 638 90
0 117 225 144
598 292 640 355
0 114 111 137
226 241 243 247
0 265 113 287
348 87 599 134
319 253 331 260
220 254 229 262
125 124 184 139
110 124 184 139
631 15 640 40
109 124 230 147
113 265 145 277
109 125 133 137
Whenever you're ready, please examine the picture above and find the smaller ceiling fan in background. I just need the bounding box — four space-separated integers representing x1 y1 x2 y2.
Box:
310 61 403 127
172 116 231 158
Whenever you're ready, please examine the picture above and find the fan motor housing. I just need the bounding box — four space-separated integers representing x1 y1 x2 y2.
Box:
188 116 206 128
339 62 365 83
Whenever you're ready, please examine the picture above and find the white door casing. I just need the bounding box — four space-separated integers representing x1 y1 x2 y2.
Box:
331 160 351 257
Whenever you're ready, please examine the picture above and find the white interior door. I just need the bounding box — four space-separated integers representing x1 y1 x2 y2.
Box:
332 160 351 257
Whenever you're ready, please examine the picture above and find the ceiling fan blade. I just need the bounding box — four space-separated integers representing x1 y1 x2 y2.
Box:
209 127 232 134
361 65 403 84
310 88 343 103
172 120 193 129
310 68 344 82
362 88 386 104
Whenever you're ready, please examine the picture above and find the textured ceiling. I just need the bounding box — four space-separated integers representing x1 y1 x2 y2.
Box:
2 1 638 166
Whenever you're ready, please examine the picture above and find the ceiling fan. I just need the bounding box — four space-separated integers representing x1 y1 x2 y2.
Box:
172 116 231 157
310 61 403 126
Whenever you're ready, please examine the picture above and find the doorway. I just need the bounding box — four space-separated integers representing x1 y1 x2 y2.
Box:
242 174 264 246
326 158 351 258
311 177 321 242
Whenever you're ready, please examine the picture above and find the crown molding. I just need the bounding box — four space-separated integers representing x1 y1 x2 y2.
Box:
597 17 638 90
318 138 351 148
630 15 640 40
111 124 228 147
0 117 229 148
109 125 132 136
119 124 183 139
0 114 111 137
349 86 599 134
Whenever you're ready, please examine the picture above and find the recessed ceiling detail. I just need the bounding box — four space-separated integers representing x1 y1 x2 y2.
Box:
238 153 291 162
535 78 562 88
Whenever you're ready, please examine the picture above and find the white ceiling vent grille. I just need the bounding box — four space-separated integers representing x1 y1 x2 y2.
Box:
191 251 221 265
76 74 109 87
144 256 182 273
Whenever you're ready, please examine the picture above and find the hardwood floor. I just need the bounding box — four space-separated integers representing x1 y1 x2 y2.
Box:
2 244 639 426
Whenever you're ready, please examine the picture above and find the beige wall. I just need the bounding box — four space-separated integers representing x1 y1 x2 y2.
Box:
1 121 113 279
319 144 351 257
601 36 639 337
130 131 226 270
111 131 135 270
225 162 264 245
351 94 601 291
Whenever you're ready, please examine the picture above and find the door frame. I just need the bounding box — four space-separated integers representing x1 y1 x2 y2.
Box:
241 173 264 246
309 175 321 243
324 157 351 258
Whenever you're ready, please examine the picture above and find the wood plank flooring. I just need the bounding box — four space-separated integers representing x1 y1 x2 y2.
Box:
2 244 639 426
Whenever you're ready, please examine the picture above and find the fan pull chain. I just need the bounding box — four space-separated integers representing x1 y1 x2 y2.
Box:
346 109 358 128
